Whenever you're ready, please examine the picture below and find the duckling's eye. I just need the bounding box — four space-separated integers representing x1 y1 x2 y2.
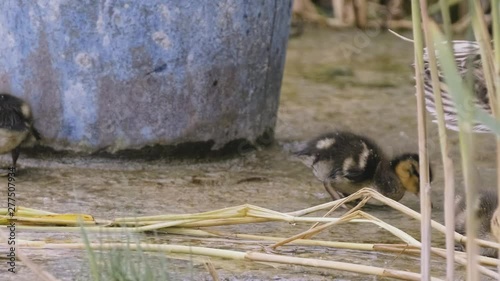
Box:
410 164 420 178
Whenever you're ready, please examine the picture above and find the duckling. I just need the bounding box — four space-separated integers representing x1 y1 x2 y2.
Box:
417 39 500 254
418 40 500 254
419 40 491 133
490 205 500 249
0 93 41 169
295 131 432 205
454 189 498 257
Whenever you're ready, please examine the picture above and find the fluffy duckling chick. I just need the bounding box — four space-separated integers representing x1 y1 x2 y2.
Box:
0 93 40 168
296 131 431 205
455 190 498 257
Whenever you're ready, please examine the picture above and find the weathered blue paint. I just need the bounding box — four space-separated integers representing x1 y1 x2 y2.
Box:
0 0 292 153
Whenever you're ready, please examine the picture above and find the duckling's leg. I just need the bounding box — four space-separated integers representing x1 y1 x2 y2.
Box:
454 242 465 252
323 182 349 209
11 147 20 168
323 182 342 200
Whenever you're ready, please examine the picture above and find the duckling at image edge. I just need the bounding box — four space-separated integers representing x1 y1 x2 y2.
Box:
491 203 500 248
0 93 41 169
295 131 433 205
455 189 498 257
418 41 500 255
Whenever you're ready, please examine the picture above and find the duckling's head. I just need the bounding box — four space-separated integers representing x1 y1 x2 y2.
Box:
390 153 433 196
0 93 32 120
0 93 22 104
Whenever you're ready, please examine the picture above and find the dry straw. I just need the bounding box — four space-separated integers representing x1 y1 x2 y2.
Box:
411 1 500 280
3 189 500 280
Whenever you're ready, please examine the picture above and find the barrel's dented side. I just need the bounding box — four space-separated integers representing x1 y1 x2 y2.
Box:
0 0 292 153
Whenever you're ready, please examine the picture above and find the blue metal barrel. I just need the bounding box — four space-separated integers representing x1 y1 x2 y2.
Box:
0 1 291 153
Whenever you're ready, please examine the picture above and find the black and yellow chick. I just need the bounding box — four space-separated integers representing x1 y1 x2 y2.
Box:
0 93 41 169
455 190 498 257
296 131 432 205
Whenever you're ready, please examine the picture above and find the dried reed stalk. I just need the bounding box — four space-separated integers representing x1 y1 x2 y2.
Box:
438 0 453 40
7 188 500 278
410 1 432 279
469 1 498 280
491 0 500 277
19 241 444 281
332 0 344 22
428 21 479 281
203 260 220 281
419 1 456 279
6 189 500 279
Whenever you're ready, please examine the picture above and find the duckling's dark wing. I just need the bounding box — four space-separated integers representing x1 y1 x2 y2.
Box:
329 167 366 182
0 107 29 131
321 133 382 183
342 167 370 182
